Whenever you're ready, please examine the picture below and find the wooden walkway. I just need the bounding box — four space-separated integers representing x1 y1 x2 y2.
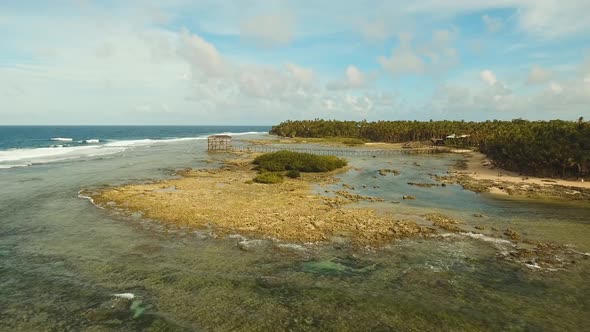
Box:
229 145 450 156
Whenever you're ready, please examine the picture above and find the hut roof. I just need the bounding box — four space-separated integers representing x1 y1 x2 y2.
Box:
208 135 232 139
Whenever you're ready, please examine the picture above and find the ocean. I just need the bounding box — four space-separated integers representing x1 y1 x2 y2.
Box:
1 126 589 331
0 126 269 169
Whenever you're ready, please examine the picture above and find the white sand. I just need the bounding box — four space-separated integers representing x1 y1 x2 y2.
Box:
457 152 590 190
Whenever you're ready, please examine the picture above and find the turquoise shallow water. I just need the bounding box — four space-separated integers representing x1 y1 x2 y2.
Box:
1 136 590 331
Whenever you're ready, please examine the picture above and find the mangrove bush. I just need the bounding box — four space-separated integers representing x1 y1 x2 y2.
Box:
253 172 284 184
253 151 347 173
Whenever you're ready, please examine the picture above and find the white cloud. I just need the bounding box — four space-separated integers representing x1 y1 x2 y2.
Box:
549 82 563 94
482 15 503 32
344 66 367 88
516 0 590 38
240 12 295 46
379 30 458 77
432 29 455 45
526 65 552 84
421 29 459 73
178 29 227 78
360 19 394 42
478 70 511 97
378 34 425 76
344 94 373 114
327 65 371 90
3 0 590 124
158 0 590 40
285 63 315 86
429 60 590 120
480 70 497 86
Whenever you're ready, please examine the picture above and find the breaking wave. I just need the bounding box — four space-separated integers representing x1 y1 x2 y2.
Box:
0 131 266 169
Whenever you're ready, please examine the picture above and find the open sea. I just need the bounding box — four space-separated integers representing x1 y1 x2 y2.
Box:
0 126 268 169
1 126 589 331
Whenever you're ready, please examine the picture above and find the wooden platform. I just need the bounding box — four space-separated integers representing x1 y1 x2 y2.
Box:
230 145 450 156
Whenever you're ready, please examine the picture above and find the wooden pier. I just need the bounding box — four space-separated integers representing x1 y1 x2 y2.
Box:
230 145 450 156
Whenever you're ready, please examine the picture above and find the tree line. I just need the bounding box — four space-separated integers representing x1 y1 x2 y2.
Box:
269 119 590 178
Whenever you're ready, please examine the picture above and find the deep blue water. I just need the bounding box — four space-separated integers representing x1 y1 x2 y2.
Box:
0 125 269 169
0 125 270 150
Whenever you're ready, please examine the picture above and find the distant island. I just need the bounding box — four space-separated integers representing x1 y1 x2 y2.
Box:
270 118 590 180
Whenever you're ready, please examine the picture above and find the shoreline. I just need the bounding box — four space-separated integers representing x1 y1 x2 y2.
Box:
438 152 590 201
460 152 590 189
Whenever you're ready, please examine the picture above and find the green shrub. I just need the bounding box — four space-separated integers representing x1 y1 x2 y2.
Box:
253 151 347 173
253 172 284 184
286 170 301 178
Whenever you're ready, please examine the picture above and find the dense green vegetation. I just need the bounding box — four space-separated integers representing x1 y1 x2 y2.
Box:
253 150 347 173
286 170 301 179
270 119 590 178
250 151 347 184
253 172 284 184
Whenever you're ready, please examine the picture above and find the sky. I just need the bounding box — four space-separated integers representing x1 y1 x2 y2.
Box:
1 0 589 125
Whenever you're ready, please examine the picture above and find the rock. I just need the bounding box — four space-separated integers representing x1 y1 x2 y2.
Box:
474 225 485 230
378 169 400 176
503 228 521 241
473 213 484 218
424 213 462 232
335 190 385 202
407 182 439 188
402 195 416 200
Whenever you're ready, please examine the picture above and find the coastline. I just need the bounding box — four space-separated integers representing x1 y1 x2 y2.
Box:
461 152 590 189
438 152 590 201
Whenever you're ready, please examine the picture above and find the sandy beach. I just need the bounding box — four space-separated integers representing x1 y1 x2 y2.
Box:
440 152 590 200
461 152 590 189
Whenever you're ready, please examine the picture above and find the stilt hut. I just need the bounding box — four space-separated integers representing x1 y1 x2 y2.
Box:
207 135 232 151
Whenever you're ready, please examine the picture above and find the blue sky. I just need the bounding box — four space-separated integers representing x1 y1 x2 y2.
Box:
1 0 589 125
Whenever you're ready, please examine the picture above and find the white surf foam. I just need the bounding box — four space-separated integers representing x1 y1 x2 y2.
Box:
0 163 32 169
1 131 267 169
459 232 512 244
0 145 126 168
113 293 135 300
438 232 512 245
77 191 104 209
103 139 155 147
101 131 265 147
